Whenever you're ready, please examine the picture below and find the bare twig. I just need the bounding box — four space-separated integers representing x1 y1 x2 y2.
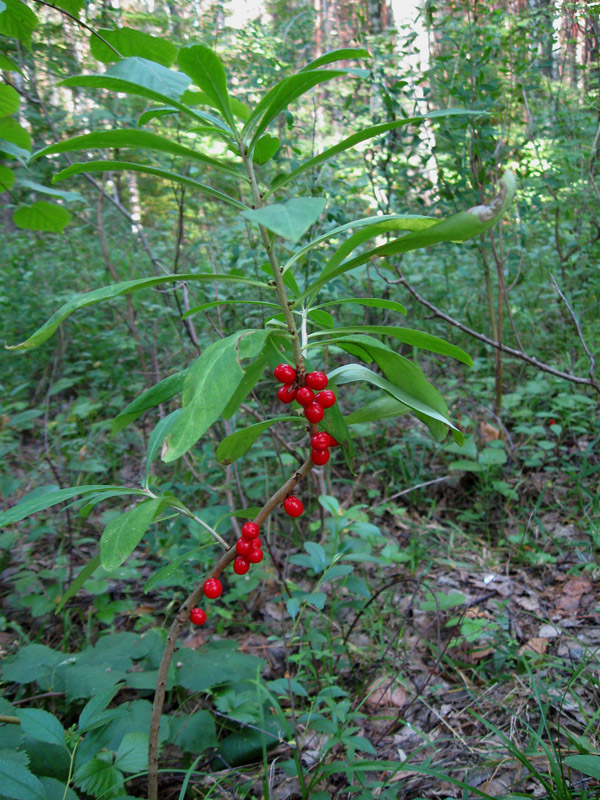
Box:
549 272 598 388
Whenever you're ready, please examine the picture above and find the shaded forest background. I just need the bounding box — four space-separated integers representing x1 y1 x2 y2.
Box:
1 0 600 798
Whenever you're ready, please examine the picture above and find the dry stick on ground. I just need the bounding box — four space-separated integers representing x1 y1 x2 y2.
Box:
377 262 600 396
147 456 314 800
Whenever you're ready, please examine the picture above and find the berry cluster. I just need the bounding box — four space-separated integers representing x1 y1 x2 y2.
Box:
274 364 336 424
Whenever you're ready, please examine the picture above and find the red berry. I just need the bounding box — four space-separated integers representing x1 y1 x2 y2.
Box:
278 384 297 404
236 538 252 557
311 448 330 466
203 577 222 599
549 418 556 425
305 371 328 390
283 496 304 517
248 548 264 564
304 402 325 423
327 435 340 447
311 431 331 450
241 521 260 540
315 390 336 409
274 363 297 383
295 386 315 407
251 536 261 550
233 556 250 575
190 607 206 625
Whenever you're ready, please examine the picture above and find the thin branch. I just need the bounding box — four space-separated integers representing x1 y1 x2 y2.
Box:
549 272 598 388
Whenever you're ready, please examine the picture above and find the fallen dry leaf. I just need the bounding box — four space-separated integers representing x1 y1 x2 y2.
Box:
519 637 548 655
555 576 592 613
366 676 407 708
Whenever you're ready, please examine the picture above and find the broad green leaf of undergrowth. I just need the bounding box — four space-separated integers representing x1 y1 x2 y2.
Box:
100 497 163 571
0 760 46 800
7 273 269 350
0 0 38 49
0 83 19 115
13 201 71 233
252 133 279 165
16 178 84 203
564 754 600 779
114 731 148 773
178 45 235 128
52 161 247 209
0 117 31 151
216 416 297 464
74 757 124 798
90 27 177 66
242 197 326 242
0 164 15 189
0 53 22 73
16 708 66 748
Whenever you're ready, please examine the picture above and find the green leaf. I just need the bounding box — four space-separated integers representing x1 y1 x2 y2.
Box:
52 160 247 210
244 69 348 144
265 110 478 197
78 685 123 733
114 732 148 773
61 57 189 103
216 416 297 464
328 363 458 433
222 353 269 419
1 643 64 684
7 273 269 350
162 332 258 462
13 201 71 233
168 710 217 753
242 197 326 242
39 777 79 800
0 164 15 189
345 395 410 425
0 53 23 73
74 758 124 798
0 83 19 115
90 27 177 67
0 116 31 150
304 170 517 298
144 409 183 485
112 370 186 433
16 708 66 748
32 129 244 180
17 178 84 203
448 459 484 473
100 497 162 571
143 548 199 592
320 393 355 472
0 760 46 800
56 552 101 613
300 47 370 71
252 134 279 165
175 641 264 693
177 45 235 128
564 755 600 779
51 0 83 14
0 484 137 526
315 297 406 315
0 0 38 48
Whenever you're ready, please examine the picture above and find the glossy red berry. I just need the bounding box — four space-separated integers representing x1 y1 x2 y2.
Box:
305 371 328 390
283 496 304 517
278 384 297 404
233 556 250 575
311 448 330 466
311 431 331 450
304 402 325 423
295 386 315 407
203 577 222 599
315 390 336 409
248 548 264 564
251 536 261 550
241 521 260 540
274 363 297 383
327 435 340 447
190 608 207 626
236 538 252 557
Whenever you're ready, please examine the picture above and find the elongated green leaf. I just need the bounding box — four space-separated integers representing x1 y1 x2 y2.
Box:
315 297 407 315
112 370 186 433
242 197 326 242
216 416 297 464
0 485 134 526
52 160 247 209
17 178 84 203
0 760 46 800
222 352 269 418
182 299 279 317
0 0 38 48
300 47 371 71
564 755 600 779
7 273 270 350
100 497 163 571
265 110 479 198
32 129 244 180
244 69 348 143
305 170 516 298
252 134 279 165
177 45 234 128
0 164 15 189
17 708 66 747
13 200 71 232
321 394 355 472
90 27 178 66
328 363 458 432
61 57 189 103
345 395 410 425
56 552 101 612
162 332 247 462
144 409 183 485
0 83 19 115
311 325 472 365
